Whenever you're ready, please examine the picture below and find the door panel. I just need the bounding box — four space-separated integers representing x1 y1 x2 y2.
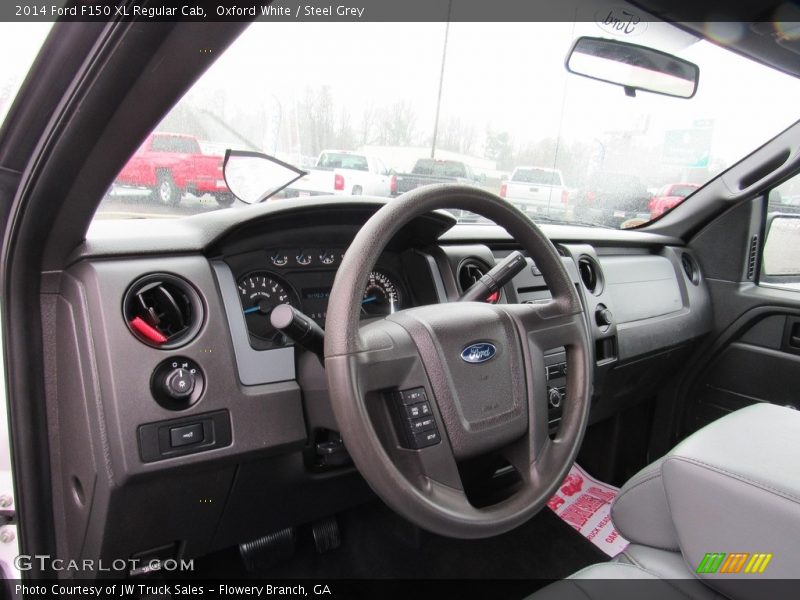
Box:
688 316 800 431
678 180 800 438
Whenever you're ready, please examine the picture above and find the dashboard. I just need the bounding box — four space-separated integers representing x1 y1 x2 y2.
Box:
54 198 713 569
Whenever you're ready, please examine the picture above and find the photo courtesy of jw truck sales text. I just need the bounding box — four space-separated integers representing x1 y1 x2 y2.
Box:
2 0 800 598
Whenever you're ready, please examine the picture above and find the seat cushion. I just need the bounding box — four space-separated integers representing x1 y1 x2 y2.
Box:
617 545 721 600
526 561 702 600
610 457 680 551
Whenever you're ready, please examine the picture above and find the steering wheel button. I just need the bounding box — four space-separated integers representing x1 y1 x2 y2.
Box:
405 402 431 419
409 416 436 433
411 428 441 449
399 387 427 405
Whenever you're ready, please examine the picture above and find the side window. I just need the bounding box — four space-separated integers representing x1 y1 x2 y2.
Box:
762 174 800 286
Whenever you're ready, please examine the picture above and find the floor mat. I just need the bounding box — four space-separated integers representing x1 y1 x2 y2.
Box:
547 463 630 557
193 500 607 583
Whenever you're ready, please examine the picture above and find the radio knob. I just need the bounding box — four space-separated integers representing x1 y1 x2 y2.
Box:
596 307 614 327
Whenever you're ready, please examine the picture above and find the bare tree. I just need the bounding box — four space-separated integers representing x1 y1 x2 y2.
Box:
359 104 378 147
485 128 514 171
297 86 335 155
437 117 477 155
376 101 417 146
333 107 356 150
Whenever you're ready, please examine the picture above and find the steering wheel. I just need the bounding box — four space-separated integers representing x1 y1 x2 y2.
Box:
325 184 592 538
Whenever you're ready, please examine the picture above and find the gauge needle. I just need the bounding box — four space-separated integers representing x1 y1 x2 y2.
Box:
243 306 260 314
362 296 377 304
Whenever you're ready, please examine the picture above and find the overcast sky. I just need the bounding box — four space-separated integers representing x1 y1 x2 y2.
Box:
3 14 800 181
186 18 800 173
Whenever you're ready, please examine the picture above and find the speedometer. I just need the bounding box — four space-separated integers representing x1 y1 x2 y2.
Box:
361 271 402 316
237 271 296 343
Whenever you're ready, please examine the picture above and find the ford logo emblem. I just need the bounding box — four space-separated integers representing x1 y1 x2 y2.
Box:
461 342 497 364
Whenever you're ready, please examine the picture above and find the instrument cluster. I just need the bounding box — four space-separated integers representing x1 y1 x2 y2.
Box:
235 248 406 348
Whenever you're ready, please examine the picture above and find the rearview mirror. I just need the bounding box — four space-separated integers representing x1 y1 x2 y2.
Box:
223 150 306 204
566 36 699 98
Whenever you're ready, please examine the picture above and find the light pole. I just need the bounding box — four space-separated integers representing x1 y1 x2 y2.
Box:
430 0 452 159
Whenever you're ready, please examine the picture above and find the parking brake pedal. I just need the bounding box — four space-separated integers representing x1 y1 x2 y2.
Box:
312 516 341 554
239 526 295 571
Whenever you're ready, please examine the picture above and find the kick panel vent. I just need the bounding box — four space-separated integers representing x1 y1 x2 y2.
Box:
123 274 203 348
578 256 603 295
746 235 759 280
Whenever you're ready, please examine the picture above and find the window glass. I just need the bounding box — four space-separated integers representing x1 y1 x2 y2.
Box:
93 21 800 228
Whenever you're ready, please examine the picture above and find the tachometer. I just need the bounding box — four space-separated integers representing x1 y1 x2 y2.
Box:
237 272 296 343
361 271 402 316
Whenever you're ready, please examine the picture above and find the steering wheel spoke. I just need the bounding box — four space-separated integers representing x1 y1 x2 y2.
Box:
335 318 465 492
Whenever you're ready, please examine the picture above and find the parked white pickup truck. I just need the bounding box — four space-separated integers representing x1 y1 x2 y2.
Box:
286 150 396 197
500 166 568 216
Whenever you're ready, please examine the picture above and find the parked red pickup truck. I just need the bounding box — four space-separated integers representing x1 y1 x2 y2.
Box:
115 132 234 206
648 183 700 219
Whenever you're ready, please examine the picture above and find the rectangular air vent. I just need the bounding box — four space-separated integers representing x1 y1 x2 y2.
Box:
747 235 759 280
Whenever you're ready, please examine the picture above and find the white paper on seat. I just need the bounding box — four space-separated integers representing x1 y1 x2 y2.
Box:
547 463 630 557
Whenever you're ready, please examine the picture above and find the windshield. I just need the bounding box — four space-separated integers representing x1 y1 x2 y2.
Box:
94 21 800 228
0 23 53 129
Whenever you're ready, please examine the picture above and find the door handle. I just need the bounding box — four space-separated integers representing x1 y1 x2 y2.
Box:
790 323 800 349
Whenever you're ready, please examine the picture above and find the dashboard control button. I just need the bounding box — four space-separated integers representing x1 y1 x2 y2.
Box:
548 386 564 409
165 368 195 399
151 357 205 410
596 305 614 328
169 423 204 447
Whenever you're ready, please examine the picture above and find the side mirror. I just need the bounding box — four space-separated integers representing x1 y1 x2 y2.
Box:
566 36 699 98
763 214 800 279
223 150 305 204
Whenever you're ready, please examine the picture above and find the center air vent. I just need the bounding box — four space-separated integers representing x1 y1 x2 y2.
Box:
123 274 203 349
578 256 603 295
457 259 489 293
457 258 501 303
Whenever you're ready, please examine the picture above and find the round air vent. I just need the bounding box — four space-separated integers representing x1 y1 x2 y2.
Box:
457 258 500 303
681 252 700 285
123 274 204 349
578 256 603 295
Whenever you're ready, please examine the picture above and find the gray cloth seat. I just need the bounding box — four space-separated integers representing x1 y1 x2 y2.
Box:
528 403 800 600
